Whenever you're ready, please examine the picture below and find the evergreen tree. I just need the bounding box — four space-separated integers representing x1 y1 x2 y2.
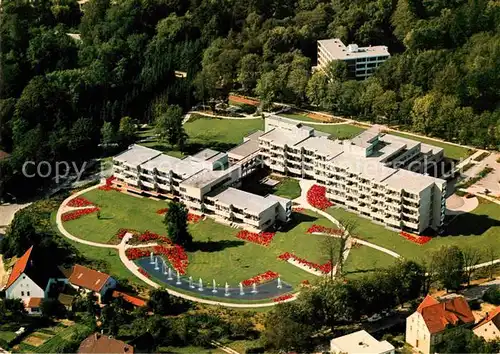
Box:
163 201 192 248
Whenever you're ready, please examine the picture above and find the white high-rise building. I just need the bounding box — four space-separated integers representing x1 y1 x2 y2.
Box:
317 38 390 79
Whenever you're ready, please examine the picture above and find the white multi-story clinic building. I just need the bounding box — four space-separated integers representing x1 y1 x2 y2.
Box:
112 137 291 232
317 38 390 79
258 117 446 235
113 116 446 235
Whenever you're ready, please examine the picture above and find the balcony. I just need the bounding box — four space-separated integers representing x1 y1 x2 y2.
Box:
204 203 215 211
243 217 260 227
124 177 139 186
402 220 419 230
288 166 302 176
141 180 155 189
114 172 126 181
215 208 231 218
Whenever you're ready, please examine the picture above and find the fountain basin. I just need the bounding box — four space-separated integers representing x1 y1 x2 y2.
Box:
135 257 294 301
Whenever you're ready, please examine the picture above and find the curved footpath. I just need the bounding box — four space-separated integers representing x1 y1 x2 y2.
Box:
56 183 296 308
56 180 499 307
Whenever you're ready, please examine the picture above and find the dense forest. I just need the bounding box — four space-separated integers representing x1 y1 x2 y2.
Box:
0 0 499 198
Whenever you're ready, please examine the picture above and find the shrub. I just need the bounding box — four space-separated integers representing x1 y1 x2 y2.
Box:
482 287 500 305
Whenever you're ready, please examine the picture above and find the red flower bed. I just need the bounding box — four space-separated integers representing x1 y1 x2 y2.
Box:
236 230 276 247
156 208 169 215
138 230 171 244
400 231 432 245
306 224 342 235
67 197 94 207
153 244 189 275
62 207 100 221
278 252 332 274
99 176 120 191
125 248 150 260
187 213 201 223
117 228 129 240
273 294 293 302
241 270 279 287
306 185 333 210
138 268 151 279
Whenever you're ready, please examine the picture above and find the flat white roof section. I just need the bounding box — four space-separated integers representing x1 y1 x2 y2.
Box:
114 144 161 166
319 38 390 60
191 148 223 162
296 136 344 157
382 169 446 193
213 187 278 214
141 154 182 172
260 128 310 147
331 330 394 354
228 140 261 160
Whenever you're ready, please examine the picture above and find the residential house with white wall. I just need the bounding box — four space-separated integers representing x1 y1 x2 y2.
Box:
67 265 116 303
3 246 68 314
405 295 475 354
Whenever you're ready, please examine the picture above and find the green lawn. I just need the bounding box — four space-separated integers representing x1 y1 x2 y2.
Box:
313 124 366 140
63 189 168 244
60 189 398 289
327 199 500 263
157 345 224 353
344 244 397 278
278 112 322 123
140 116 264 156
389 131 473 160
274 178 301 199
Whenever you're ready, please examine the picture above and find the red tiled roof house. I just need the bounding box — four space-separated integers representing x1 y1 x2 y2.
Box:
77 333 134 353
67 265 116 303
405 295 475 354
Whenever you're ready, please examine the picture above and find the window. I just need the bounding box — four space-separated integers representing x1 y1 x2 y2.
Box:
27 291 30 296
21 291 24 296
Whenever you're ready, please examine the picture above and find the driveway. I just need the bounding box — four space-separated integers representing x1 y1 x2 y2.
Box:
464 152 500 197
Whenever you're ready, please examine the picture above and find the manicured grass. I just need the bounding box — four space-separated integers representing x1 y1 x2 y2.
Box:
274 178 301 199
63 189 168 244
327 199 500 263
139 116 264 156
51 213 146 287
185 115 264 146
344 244 397 278
313 124 366 140
389 131 473 161
187 211 336 287
62 189 340 287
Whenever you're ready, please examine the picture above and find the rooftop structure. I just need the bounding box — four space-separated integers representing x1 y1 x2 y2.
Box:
330 330 395 354
78 333 134 354
114 145 161 168
113 142 290 231
474 307 500 342
68 264 112 292
317 38 390 79
212 187 278 215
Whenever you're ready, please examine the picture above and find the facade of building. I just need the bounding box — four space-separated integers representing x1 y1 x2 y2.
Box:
405 295 475 354
473 307 500 342
317 38 390 79
259 116 446 234
4 246 66 314
330 330 395 354
67 265 117 303
112 132 289 231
